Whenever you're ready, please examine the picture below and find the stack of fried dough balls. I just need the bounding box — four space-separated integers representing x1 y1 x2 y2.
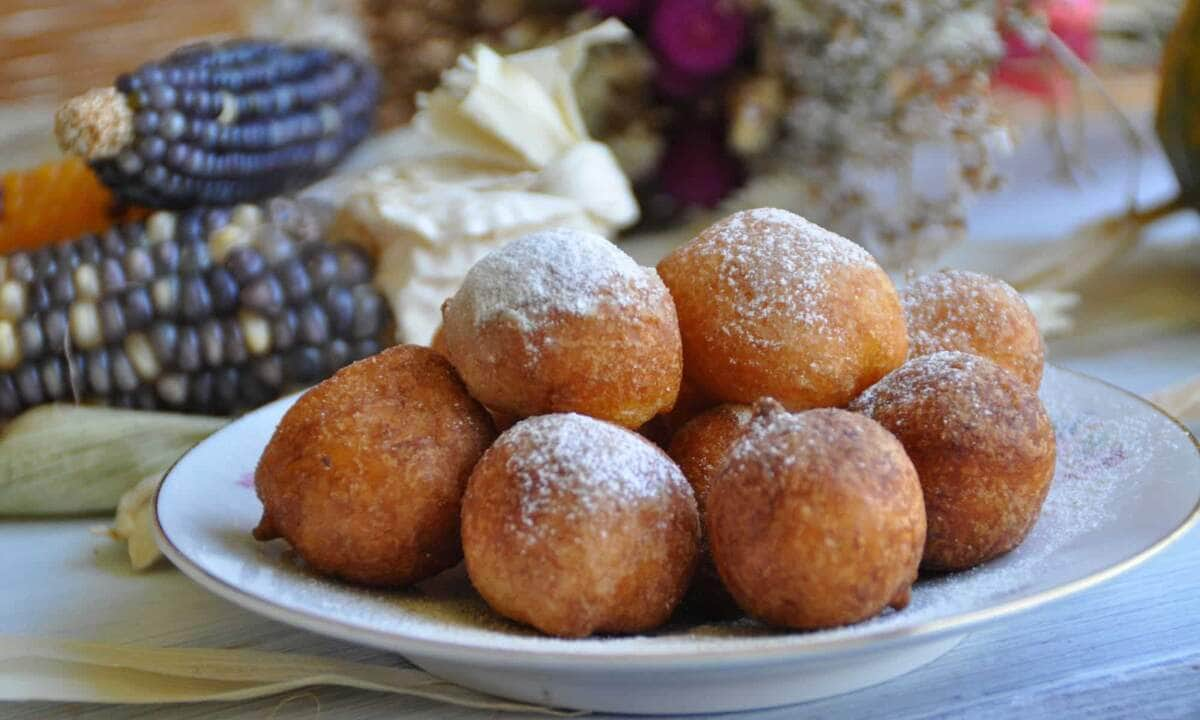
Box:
254 208 1057 638
256 227 698 637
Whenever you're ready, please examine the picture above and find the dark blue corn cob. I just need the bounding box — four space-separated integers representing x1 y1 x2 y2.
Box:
57 40 379 210
0 198 390 418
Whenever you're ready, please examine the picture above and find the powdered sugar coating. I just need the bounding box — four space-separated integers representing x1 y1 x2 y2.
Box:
727 399 854 467
498 413 693 542
442 226 682 428
709 400 925 628
852 350 1012 441
451 228 662 332
727 399 807 469
902 269 1044 388
693 208 875 347
850 350 1055 570
657 207 907 410
461 412 699 636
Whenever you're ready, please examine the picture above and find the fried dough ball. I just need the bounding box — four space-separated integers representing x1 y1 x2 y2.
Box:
669 404 752 512
706 401 925 630
442 228 682 428
850 351 1056 571
486 407 520 433
668 404 752 616
656 208 907 410
429 323 448 355
639 377 715 448
903 269 1045 389
431 325 517 432
253 345 496 587
461 413 700 637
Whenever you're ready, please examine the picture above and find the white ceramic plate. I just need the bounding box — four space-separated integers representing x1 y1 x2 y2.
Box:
155 366 1200 714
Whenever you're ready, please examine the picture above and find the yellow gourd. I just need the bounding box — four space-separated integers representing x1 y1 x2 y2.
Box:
0 158 144 254
1156 0 1200 207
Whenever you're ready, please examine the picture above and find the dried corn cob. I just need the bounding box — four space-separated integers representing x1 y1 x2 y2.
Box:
0 198 390 419
55 40 379 209
0 158 145 255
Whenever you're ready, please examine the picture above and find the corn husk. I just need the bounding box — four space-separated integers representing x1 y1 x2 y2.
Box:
334 19 639 345
0 406 225 516
101 473 167 570
0 637 580 714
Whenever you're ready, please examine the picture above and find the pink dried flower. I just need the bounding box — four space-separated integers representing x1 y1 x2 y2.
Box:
649 0 746 76
998 0 1099 98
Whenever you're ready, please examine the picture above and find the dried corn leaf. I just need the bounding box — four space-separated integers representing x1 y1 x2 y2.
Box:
1018 290 1080 338
336 20 638 345
0 405 224 516
102 473 167 570
0 637 581 714
1045 241 1200 355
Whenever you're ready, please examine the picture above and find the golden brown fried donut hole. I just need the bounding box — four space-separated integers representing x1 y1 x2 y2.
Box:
461 413 700 637
429 323 448 355
442 228 682 428
850 351 1056 571
667 404 752 616
430 326 516 432
656 208 907 410
253 345 496 587
668 404 753 512
639 377 716 448
902 269 1045 389
706 401 925 630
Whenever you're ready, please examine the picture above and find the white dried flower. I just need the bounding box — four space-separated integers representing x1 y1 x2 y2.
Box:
729 0 1035 270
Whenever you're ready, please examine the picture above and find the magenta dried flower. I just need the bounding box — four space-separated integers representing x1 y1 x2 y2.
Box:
654 62 712 99
649 0 746 76
657 123 743 207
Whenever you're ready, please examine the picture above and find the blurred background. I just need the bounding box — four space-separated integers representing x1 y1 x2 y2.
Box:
0 0 1196 405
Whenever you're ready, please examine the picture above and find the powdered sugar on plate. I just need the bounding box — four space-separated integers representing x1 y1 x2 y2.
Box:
450 227 660 332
